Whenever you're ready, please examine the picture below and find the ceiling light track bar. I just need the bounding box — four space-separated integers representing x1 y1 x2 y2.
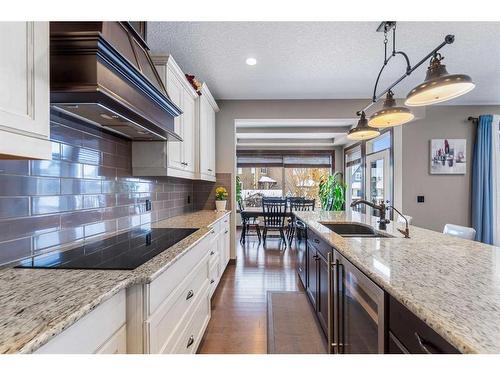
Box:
357 34 455 116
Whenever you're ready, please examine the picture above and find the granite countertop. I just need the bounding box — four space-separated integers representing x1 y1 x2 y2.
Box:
295 210 500 354
0 210 230 354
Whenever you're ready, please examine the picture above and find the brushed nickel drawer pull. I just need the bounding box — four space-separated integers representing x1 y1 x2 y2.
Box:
186 290 194 300
186 335 195 348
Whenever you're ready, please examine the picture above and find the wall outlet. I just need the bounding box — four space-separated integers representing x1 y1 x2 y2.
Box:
145 199 152 211
417 196 425 203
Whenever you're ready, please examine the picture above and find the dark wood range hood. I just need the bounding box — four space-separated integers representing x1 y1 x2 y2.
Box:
50 22 182 141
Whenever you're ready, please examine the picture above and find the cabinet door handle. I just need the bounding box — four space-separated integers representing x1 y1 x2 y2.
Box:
208 168 213 172
313 238 320 244
313 254 319 260
210 250 215 255
210 279 215 284
327 252 334 354
186 290 194 300
186 335 195 348
414 332 439 354
224 230 228 234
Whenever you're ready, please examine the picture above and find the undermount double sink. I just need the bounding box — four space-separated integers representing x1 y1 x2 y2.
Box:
319 222 394 238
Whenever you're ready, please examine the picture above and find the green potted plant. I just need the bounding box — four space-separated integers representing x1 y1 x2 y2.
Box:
215 186 228 211
236 176 243 206
318 172 346 211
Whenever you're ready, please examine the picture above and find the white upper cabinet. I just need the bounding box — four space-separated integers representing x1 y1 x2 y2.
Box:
197 83 219 182
132 55 218 181
0 22 52 159
132 55 198 179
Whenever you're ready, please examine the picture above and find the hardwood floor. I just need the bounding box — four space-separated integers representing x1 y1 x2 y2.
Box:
198 229 304 354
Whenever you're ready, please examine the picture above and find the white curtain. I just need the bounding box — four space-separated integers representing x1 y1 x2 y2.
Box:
492 115 500 246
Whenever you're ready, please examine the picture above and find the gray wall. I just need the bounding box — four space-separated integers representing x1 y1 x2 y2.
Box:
402 105 500 231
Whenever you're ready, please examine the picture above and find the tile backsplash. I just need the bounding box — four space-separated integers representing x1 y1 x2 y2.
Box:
0 110 214 267
194 173 232 211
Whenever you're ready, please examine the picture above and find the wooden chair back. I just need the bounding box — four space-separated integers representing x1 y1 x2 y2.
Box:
262 197 287 228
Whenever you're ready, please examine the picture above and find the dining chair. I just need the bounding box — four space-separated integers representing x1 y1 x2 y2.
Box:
238 200 261 244
262 197 288 248
287 198 315 242
443 224 476 241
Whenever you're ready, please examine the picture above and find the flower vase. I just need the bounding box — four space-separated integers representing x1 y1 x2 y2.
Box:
215 200 227 212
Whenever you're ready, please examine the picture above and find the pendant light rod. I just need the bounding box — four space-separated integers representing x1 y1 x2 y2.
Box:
357 34 455 116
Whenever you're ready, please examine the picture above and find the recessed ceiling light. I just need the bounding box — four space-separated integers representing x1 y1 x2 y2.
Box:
246 57 257 66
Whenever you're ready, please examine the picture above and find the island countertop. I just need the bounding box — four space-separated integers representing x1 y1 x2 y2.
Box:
0 210 230 354
295 210 500 354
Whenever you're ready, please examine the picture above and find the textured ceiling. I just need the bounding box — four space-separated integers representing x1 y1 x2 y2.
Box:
147 21 500 104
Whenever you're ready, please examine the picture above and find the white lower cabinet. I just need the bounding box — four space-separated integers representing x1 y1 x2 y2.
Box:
146 253 210 354
126 214 230 354
34 214 231 354
35 290 126 354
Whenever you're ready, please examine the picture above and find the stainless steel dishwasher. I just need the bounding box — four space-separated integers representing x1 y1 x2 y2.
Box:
328 250 386 354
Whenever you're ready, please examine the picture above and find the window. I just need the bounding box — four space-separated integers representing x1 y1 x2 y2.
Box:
344 145 363 208
344 130 394 215
284 167 330 207
237 167 284 207
366 131 391 155
236 151 334 208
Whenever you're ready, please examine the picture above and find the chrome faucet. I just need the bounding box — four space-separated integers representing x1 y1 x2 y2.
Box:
350 199 390 230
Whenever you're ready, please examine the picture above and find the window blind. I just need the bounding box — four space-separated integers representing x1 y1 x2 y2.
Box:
237 152 332 168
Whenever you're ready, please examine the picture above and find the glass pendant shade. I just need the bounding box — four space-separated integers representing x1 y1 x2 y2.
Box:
347 112 380 141
405 55 475 107
368 91 414 128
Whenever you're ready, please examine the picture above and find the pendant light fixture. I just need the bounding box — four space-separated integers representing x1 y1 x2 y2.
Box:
354 22 474 127
368 90 415 128
347 112 380 141
405 53 475 106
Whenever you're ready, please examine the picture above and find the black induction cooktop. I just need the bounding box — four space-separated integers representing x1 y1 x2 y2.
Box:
16 228 198 270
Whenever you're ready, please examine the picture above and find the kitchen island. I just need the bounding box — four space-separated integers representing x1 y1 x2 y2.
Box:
295 210 500 354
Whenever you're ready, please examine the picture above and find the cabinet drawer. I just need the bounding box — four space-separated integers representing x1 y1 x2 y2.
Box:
389 296 459 354
307 228 332 259
95 324 127 354
208 259 220 297
221 215 230 231
149 235 210 314
35 289 126 354
211 220 222 235
208 246 220 268
146 253 210 353
172 288 211 354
